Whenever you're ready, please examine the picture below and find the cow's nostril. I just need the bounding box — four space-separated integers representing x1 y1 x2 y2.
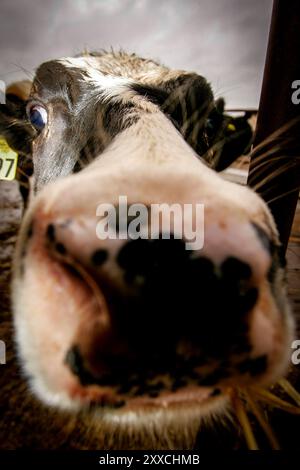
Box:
65 345 97 386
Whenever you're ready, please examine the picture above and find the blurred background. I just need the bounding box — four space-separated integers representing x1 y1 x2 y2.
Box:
0 0 273 108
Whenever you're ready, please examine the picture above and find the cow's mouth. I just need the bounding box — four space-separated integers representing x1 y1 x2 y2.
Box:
67 370 223 412
63 342 225 410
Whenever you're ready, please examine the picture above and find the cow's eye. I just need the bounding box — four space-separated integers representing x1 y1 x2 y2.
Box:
27 104 48 131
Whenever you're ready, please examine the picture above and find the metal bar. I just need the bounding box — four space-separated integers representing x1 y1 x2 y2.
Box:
248 0 300 250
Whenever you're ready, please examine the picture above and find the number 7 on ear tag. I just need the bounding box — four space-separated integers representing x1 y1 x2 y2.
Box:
0 137 18 181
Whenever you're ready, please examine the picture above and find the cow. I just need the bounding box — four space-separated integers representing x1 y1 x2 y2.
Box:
0 50 295 449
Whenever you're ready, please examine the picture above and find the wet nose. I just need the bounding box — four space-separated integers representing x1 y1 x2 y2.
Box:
114 238 258 353
43 218 265 385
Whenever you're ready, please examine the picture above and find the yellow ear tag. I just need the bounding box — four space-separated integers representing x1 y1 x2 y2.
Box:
0 137 18 181
227 123 236 132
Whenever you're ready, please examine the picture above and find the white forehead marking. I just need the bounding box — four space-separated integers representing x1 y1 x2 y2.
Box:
59 56 134 102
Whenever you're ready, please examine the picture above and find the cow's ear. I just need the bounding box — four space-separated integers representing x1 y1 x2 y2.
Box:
215 97 225 114
160 76 254 171
201 101 254 171
131 74 254 171
131 73 214 154
210 110 254 172
0 80 35 156
161 73 214 129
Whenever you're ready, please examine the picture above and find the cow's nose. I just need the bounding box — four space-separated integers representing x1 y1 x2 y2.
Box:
114 238 258 351
42 217 266 387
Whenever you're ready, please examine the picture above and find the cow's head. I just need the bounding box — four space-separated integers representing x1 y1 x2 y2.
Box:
1 52 294 441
